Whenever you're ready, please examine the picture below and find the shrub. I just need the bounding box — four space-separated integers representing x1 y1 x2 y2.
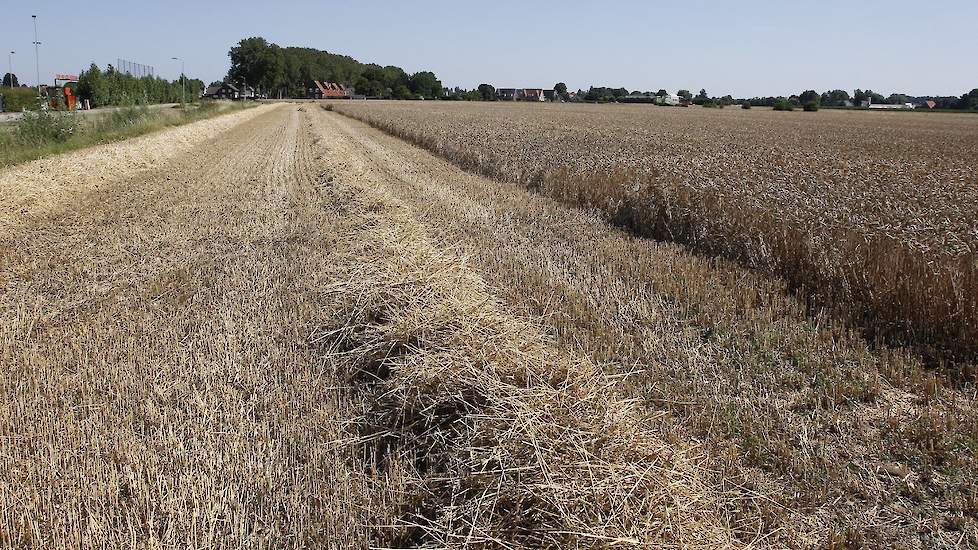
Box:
1 87 41 112
773 99 794 111
741 103 752 109
95 103 152 132
14 110 80 145
803 101 819 112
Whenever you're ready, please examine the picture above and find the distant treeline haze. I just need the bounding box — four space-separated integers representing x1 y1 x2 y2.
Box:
224 36 977 108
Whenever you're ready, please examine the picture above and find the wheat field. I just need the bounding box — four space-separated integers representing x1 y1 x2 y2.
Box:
332 101 978 366
1 102 976 548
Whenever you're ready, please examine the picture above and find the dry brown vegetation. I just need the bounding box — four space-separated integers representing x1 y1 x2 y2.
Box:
331 101 978 367
320 107 976 548
2 101 976 548
310 115 737 547
0 104 734 548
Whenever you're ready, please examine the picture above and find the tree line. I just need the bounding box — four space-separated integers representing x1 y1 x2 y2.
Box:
227 37 443 99
740 88 978 110
437 84 978 111
77 64 204 107
222 37 978 110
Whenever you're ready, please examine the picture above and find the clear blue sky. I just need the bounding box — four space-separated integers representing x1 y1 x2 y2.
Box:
5 0 977 97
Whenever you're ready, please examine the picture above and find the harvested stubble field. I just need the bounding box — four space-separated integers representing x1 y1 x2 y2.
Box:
0 101 975 548
332 101 978 367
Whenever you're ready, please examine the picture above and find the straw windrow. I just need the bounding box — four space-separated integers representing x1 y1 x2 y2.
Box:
310 122 736 547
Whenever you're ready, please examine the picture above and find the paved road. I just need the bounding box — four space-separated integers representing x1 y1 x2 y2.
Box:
0 102 179 122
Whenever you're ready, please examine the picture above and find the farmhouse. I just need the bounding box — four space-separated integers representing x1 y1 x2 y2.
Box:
868 102 916 110
312 81 349 99
496 88 521 101
656 93 681 106
496 88 558 101
203 82 240 100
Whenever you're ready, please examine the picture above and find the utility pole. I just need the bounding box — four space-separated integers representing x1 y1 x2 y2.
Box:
6 51 13 87
32 15 41 97
171 57 184 106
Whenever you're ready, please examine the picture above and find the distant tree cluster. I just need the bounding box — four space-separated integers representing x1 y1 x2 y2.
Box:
931 89 978 110
227 37 443 99
560 85 978 111
739 88 978 110
223 40 978 109
77 64 202 107
2 72 20 87
581 87 630 102
442 83 502 101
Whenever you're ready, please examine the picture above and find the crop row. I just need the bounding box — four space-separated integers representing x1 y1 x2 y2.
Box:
331 101 978 365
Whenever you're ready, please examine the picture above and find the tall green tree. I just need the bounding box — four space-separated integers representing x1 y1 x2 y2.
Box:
820 89 850 106
76 63 197 107
961 89 978 109
554 82 568 100
354 75 385 98
225 37 441 99
887 93 910 105
78 64 106 106
408 71 443 99
477 83 496 101
2 73 18 87
393 84 413 100
227 37 284 93
799 90 820 105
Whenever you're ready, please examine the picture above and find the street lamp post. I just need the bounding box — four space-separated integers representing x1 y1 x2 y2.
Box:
31 15 42 98
171 57 185 106
6 51 13 87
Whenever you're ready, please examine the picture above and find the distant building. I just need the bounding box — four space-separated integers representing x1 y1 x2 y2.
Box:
868 103 915 110
204 82 240 100
655 93 681 106
496 88 520 101
312 81 349 99
496 88 559 101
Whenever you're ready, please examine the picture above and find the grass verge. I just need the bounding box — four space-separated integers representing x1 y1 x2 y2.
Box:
0 101 254 168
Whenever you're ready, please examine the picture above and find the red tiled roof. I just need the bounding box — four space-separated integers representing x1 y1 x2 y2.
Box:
315 81 348 98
